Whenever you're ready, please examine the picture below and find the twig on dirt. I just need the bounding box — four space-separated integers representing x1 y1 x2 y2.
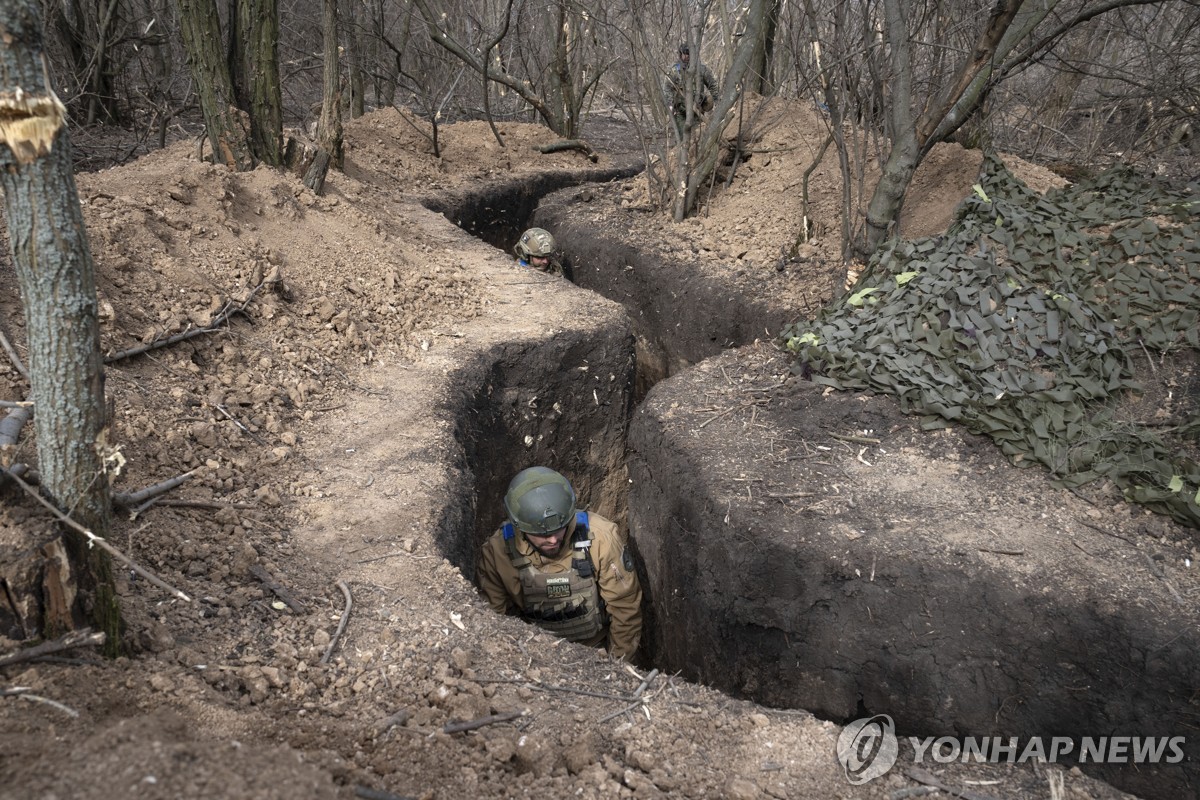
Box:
598 696 648 724
353 786 417 800
1076 518 1138 547
0 628 106 669
249 565 308 614
136 498 260 512
214 404 268 445
830 433 882 445
904 768 1000 800
477 677 630 702
374 709 411 733
0 466 191 602
1140 552 1187 606
320 580 353 664
357 550 433 564
442 710 524 734
1137 338 1158 376
104 282 266 363
631 668 660 699
0 327 29 381
764 491 817 499
112 470 196 510
978 548 1025 556
598 669 661 723
1 687 80 717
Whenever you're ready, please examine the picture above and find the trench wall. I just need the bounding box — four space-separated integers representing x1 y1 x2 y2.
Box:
435 300 636 583
628 351 1200 800
534 194 800 395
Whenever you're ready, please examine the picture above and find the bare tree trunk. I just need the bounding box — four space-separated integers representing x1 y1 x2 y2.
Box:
177 0 256 169
316 0 345 171
85 0 123 125
860 0 921 252
859 0 1031 256
344 0 366 117
237 0 284 165
675 0 769 221
748 0 781 95
0 0 121 653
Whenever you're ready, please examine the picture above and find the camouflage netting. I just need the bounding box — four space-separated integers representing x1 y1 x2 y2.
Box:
783 156 1200 528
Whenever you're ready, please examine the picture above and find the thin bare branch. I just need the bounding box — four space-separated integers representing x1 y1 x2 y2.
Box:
0 466 191 602
320 580 353 664
0 628 105 668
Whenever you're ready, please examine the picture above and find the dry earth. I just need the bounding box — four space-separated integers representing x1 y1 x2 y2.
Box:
0 100 1169 800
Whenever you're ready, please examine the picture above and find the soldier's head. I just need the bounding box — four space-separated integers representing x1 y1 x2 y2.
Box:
504 466 576 557
514 227 556 270
678 43 690 67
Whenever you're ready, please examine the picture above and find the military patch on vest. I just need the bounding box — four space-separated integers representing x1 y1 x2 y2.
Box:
546 577 572 598
621 547 634 572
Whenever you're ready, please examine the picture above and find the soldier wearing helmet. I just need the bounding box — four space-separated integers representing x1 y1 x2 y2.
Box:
663 42 719 141
514 227 561 276
478 466 643 660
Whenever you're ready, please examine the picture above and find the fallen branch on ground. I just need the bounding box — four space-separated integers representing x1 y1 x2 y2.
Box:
215 404 267 445
250 565 308 614
535 139 598 162
598 669 662 723
442 710 524 734
1 466 192 602
0 628 106 669
0 405 32 448
0 326 29 381
1 687 80 717
112 471 195 510
904 768 1000 800
104 281 266 363
320 580 353 664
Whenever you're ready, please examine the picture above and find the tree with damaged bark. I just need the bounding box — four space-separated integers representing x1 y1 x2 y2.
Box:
0 0 121 653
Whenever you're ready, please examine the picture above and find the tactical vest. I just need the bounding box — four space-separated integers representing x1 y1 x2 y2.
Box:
502 511 607 642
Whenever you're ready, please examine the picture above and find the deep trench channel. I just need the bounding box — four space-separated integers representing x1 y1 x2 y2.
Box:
424 176 1197 800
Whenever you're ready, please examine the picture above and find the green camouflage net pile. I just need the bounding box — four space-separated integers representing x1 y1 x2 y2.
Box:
782 156 1200 527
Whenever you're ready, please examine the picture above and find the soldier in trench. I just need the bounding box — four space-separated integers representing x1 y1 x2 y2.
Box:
514 227 564 277
478 466 643 660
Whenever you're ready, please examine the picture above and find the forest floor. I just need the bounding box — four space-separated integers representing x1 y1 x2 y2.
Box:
0 99 1186 800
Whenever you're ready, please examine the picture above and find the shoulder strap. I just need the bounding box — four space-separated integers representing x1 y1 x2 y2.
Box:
502 522 532 569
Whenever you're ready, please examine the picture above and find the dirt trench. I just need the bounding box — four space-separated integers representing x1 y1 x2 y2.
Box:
434 175 1198 800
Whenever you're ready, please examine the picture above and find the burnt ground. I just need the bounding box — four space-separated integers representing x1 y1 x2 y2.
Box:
0 98 1195 800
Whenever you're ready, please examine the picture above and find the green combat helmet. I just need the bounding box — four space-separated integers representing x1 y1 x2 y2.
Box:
504 467 576 535
515 227 556 261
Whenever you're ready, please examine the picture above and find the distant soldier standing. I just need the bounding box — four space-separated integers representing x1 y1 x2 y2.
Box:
478 467 643 660
663 42 719 141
